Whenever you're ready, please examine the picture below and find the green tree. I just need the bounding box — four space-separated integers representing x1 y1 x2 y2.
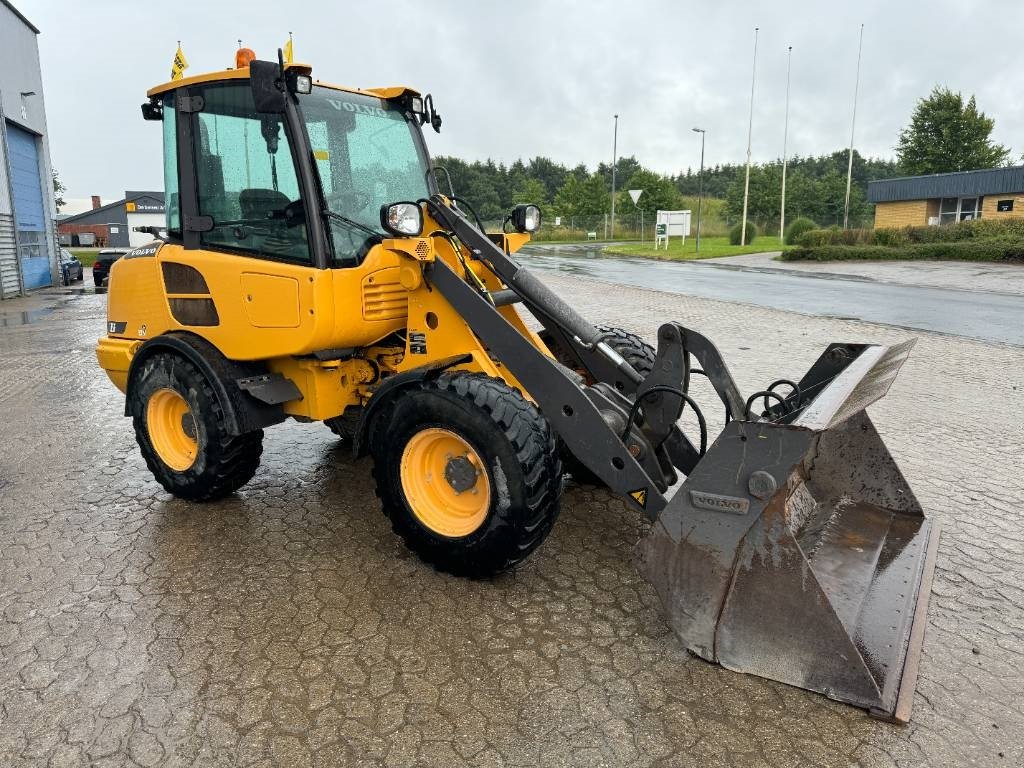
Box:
552 173 584 217
511 177 547 205
577 173 610 215
618 168 681 215
896 87 1010 175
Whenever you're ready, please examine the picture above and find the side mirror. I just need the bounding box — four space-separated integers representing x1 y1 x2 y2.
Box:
424 94 442 133
380 202 423 237
250 60 286 113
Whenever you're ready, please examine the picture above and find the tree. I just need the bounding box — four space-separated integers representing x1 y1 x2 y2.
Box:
552 174 584 217
896 87 1010 175
52 170 66 213
618 169 681 215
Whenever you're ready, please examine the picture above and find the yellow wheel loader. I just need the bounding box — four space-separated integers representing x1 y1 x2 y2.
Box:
96 52 938 722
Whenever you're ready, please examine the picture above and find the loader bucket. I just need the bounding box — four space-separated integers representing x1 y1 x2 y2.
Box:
637 340 939 722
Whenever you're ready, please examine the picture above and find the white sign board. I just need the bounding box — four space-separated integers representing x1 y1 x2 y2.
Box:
554 216 561 226
654 210 691 249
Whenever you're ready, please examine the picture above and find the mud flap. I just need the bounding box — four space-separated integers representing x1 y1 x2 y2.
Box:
637 339 938 721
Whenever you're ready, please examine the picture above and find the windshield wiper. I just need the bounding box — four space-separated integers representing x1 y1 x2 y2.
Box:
322 209 381 239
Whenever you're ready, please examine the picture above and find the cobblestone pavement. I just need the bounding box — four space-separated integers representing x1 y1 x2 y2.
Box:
1 278 1022 768
703 252 1024 296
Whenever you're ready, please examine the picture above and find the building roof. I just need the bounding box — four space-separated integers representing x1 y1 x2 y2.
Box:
1 1 40 33
868 166 1024 203
58 191 164 225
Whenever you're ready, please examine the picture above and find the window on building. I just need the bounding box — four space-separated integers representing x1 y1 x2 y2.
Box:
939 196 983 225
192 84 310 263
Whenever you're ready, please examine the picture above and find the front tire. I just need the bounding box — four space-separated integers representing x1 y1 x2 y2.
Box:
129 352 264 500
369 372 562 577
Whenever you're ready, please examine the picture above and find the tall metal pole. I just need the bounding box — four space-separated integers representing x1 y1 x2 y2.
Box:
843 24 864 229
780 45 792 243
740 27 759 246
611 114 618 239
692 127 705 253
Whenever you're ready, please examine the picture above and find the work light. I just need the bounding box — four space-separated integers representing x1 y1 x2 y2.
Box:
381 202 423 236
510 204 541 233
294 74 313 94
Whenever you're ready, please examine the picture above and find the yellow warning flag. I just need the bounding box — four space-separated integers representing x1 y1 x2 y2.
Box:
283 35 294 64
170 44 189 81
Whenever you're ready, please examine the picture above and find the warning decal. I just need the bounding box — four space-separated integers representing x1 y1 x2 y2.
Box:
629 488 647 508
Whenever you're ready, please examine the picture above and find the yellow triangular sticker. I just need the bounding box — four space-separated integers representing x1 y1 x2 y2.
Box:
629 488 647 508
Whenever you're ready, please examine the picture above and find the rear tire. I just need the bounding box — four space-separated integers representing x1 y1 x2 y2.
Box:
369 372 562 577
129 352 263 500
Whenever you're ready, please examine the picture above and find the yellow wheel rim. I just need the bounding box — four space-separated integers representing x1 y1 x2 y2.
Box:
146 387 198 472
400 427 491 538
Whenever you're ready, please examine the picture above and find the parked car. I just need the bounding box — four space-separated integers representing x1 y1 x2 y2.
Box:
59 249 84 285
92 249 130 286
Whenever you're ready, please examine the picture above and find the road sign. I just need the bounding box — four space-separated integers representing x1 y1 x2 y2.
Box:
628 189 643 205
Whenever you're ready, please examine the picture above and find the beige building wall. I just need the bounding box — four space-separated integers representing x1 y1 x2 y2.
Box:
874 200 929 228
981 193 1024 219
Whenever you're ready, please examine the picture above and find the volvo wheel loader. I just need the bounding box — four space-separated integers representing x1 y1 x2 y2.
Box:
96 51 938 722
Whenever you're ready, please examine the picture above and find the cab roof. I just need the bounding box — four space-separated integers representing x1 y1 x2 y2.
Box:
146 62 418 102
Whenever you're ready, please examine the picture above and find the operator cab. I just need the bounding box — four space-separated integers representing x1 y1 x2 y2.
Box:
144 57 441 269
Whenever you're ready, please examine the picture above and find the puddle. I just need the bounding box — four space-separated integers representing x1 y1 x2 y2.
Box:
0 307 56 327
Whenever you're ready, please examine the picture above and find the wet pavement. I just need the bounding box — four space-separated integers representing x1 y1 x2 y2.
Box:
519 244 1024 347
1 279 1023 767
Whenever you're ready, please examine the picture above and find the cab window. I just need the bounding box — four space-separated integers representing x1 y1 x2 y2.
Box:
192 84 310 263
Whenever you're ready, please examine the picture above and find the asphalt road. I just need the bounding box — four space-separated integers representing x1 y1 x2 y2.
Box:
518 245 1024 346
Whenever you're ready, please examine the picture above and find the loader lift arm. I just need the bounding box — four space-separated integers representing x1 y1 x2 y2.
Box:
425 196 719 516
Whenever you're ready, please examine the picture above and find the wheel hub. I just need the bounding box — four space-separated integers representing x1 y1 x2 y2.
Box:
399 428 491 538
444 454 479 493
146 388 198 472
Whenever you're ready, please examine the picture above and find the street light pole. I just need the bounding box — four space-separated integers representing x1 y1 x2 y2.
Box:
692 127 705 254
611 114 619 239
780 45 792 244
741 27 759 247
843 24 864 230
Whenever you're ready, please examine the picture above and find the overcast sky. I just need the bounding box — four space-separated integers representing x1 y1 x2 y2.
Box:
18 0 1024 200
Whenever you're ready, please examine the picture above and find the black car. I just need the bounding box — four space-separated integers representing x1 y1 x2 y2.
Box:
59 249 84 285
92 248 130 286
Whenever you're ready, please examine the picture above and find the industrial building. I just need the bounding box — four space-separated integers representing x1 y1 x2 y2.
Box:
58 191 166 248
0 0 60 298
869 166 1024 228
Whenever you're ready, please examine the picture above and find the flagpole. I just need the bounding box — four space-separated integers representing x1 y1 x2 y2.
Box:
843 24 864 229
740 27 759 247
779 45 792 243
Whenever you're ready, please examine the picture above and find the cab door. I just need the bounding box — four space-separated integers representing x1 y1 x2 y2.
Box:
164 81 334 360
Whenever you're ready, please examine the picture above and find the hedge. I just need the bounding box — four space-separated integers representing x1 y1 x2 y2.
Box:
782 239 1024 263
796 217 1024 248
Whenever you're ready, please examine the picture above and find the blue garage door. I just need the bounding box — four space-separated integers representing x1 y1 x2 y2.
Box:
7 123 52 289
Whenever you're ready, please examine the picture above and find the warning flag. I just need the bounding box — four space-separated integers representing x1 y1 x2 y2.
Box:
283 35 294 64
170 44 189 81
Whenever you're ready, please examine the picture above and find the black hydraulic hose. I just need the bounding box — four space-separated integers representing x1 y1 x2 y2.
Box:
764 378 802 413
621 385 708 457
449 196 486 232
745 390 789 420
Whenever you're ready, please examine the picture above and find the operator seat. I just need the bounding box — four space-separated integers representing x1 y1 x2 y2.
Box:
239 188 307 260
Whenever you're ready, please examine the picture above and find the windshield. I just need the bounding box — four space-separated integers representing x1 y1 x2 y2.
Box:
299 87 432 264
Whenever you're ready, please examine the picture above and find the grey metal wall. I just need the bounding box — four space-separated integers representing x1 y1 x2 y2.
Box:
0 2 58 297
0 213 17 297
